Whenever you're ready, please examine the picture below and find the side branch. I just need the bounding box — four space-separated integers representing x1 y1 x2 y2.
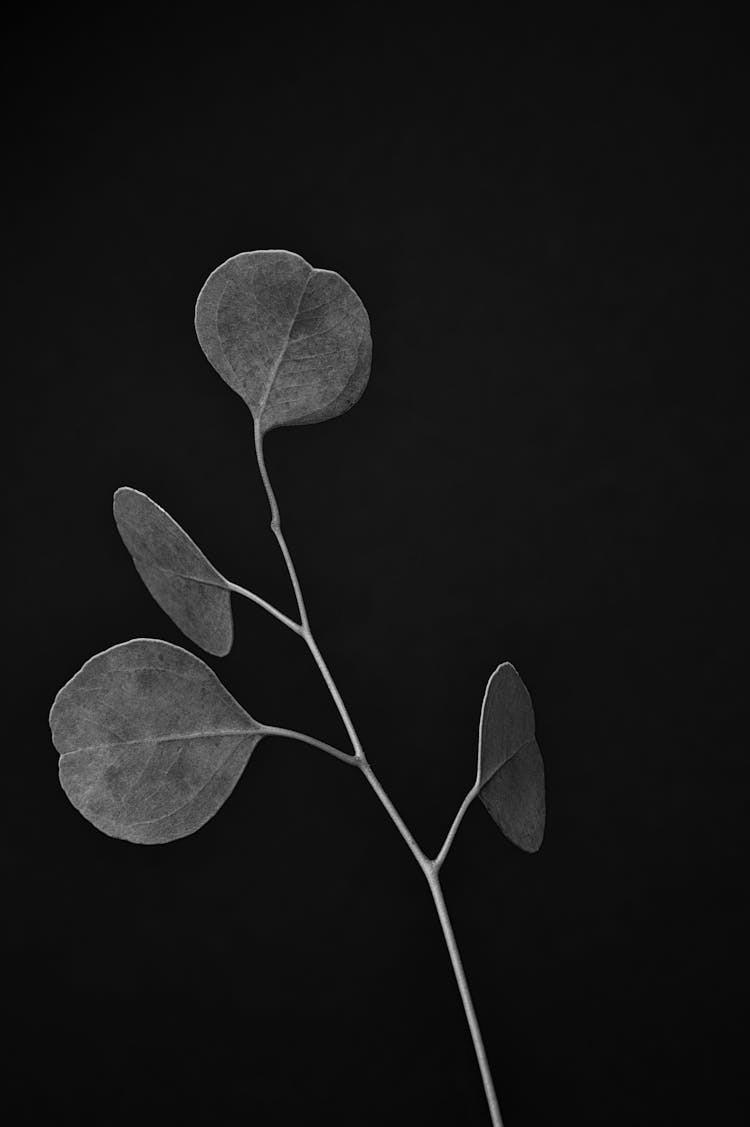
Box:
434 782 480 871
260 725 359 766
226 581 303 634
249 429 502 1125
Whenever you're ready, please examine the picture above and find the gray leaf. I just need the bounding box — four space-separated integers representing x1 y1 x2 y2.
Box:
477 662 536 786
113 487 233 657
194 250 372 433
49 639 262 844
479 739 546 853
477 663 545 852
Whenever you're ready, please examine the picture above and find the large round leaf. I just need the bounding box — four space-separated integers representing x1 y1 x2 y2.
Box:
49 639 262 844
194 250 372 433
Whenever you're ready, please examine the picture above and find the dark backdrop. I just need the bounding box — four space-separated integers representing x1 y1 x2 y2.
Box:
8 14 746 1127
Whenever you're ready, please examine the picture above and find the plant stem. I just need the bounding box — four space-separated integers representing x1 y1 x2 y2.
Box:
360 759 431 874
302 631 366 761
435 782 480 872
226 580 302 635
426 870 504 1127
254 420 311 634
259 725 359 767
252 433 504 1127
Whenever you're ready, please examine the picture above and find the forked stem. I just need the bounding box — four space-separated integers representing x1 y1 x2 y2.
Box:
247 431 503 1127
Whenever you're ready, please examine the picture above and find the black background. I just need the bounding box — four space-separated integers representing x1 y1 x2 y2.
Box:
8 13 746 1127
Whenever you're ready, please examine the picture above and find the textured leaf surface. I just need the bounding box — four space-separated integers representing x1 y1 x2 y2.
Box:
477 662 536 785
194 250 372 433
479 738 546 853
114 488 233 657
477 663 545 852
50 640 261 844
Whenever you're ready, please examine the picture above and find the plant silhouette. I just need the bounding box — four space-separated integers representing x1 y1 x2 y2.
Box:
49 249 546 1127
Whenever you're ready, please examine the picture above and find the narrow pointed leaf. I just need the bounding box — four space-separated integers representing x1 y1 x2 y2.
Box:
114 487 233 657
49 639 262 844
477 662 546 852
479 739 545 853
194 249 372 434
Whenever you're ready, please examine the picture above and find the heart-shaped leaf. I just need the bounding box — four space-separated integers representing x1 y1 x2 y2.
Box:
477 663 545 852
194 250 372 434
114 487 233 657
49 639 262 844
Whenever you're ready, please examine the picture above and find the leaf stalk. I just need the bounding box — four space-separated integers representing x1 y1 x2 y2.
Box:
259 725 358 767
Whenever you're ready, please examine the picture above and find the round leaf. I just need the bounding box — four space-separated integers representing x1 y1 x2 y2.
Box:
194 250 372 433
49 639 262 844
113 487 233 657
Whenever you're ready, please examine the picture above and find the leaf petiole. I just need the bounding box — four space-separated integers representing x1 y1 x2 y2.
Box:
259 725 358 767
434 781 481 872
225 581 303 634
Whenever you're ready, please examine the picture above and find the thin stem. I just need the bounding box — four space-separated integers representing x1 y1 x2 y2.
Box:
226 580 303 634
360 760 431 873
434 782 480 872
251 426 504 1126
303 632 366 761
260 725 360 767
426 871 504 1127
254 420 311 634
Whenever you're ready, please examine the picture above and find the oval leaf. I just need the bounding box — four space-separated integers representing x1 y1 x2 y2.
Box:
49 639 262 844
477 662 545 852
477 662 536 786
194 250 372 433
114 487 233 657
479 739 546 853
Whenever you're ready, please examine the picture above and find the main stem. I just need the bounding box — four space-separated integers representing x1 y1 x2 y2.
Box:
426 871 504 1127
254 428 503 1127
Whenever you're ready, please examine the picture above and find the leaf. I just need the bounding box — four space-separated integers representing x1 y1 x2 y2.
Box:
479 739 545 854
477 662 536 786
477 662 545 852
194 250 372 434
113 487 233 657
49 639 263 844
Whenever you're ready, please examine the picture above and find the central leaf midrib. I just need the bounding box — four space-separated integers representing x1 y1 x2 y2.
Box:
65 727 258 757
127 732 258 829
257 269 314 418
482 737 537 789
119 515 228 589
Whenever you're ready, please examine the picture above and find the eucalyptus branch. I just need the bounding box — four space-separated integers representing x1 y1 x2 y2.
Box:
49 249 546 1127
255 439 502 1124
